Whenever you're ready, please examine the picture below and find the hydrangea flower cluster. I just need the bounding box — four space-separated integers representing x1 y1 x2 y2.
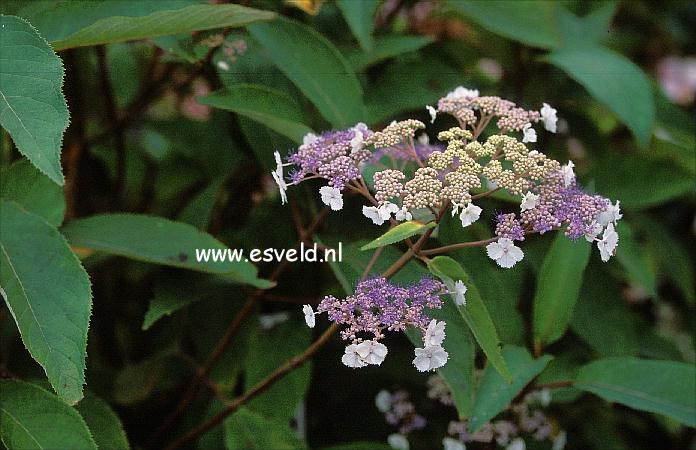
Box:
303 277 450 370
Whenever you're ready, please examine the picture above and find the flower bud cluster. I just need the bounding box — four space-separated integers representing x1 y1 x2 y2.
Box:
365 119 425 148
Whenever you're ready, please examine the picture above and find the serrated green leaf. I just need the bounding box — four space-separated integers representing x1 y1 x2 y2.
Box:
248 18 365 128
532 233 591 348
0 379 97 449
0 15 68 185
361 221 436 251
469 346 553 432
336 0 379 51
428 256 511 382
47 3 274 50
575 357 696 426
0 199 91 404
223 407 307 450
345 35 434 71
75 392 129 450
0 158 65 226
198 84 313 143
447 0 561 49
61 214 266 284
547 47 655 146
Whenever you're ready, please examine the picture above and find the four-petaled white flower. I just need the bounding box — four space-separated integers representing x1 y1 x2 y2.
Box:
522 123 537 143
426 105 437 123
486 237 524 268
597 222 618 262
460 203 482 227
388 433 410 450
540 103 558 133
342 344 367 368
395 208 412 222
520 191 539 212
356 340 388 365
597 200 622 226
302 132 319 146
506 437 526 450
424 319 446 346
413 345 449 372
446 86 479 99
271 151 288 205
363 206 384 225
319 186 343 211
442 437 466 450
561 160 575 187
584 221 603 242
302 304 315 328
375 390 392 413
454 280 467 306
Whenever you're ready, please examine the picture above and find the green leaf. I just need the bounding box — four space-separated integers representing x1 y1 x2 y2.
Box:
575 357 696 426
248 18 365 128
556 2 617 47
532 233 591 348
47 3 275 50
61 214 266 283
198 84 313 143
469 346 553 431
447 0 561 49
614 221 656 296
177 176 226 230
0 379 96 449
547 47 655 146
0 158 65 226
336 0 379 51
360 221 436 251
223 407 307 450
428 256 511 382
0 200 91 404
75 392 129 450
0 15 69 185
345 35 433 71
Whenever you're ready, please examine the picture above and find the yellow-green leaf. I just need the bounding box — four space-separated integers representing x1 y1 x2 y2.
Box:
361 221 436 250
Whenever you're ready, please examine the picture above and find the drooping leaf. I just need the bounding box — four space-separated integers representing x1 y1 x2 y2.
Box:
614 221 656 297
198 84 313 143
0 15 69 185
428 256 511 382
75 392 129 450
447 0 561 49
360 221 436 251
61 214 267 286
0 158 65 226
238 116 296 173
532 233 591 348
142 276 212 330
223 407 307 450
336 0 380 51
0 380 96 449
177 176 226 230
469 346 553 432
0 200 91 404
248 18 365 128
547 46 655 146
575 357 696 426
345 35 434 71
46 3 275 50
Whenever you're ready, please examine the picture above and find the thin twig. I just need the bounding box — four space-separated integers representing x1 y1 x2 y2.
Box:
420 237 497 256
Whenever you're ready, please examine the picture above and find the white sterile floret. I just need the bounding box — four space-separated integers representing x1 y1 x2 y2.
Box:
486 237 524 268
522 123 537 143
424 319 446 346
426 105 437 123
597 200 622 226
460 203 482 227
379 201 400 219
597 222 619 262
413 345 449 371
302 132 319 146
584 221 603 242
506 438 526 450
271 151 288 204
454 280 467 306
319 186 343 211
417 133 430 145
451 203 460 217
520 191 539 212
342 344 367 368
388 433 410 450
561 160 575 187
375 390 392 413
540 102 558 133
302 304 315 328
442 437 466 450
356 340 388 365
395 208 412 221
446 86 479 99
350 123 368 151
363 206 385 225
259 312 289 330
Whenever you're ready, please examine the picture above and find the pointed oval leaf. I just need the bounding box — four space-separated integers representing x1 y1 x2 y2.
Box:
428 256 511 382
75 392 129 450
575 357 696 427
0 200 91 404
532 233 591 348
198 84 313 143
0 380 96 449
248 18 365 128
361 221 436 251
0 158 65 226
346 35 434 71
0 15 68 185
336 0 379 51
